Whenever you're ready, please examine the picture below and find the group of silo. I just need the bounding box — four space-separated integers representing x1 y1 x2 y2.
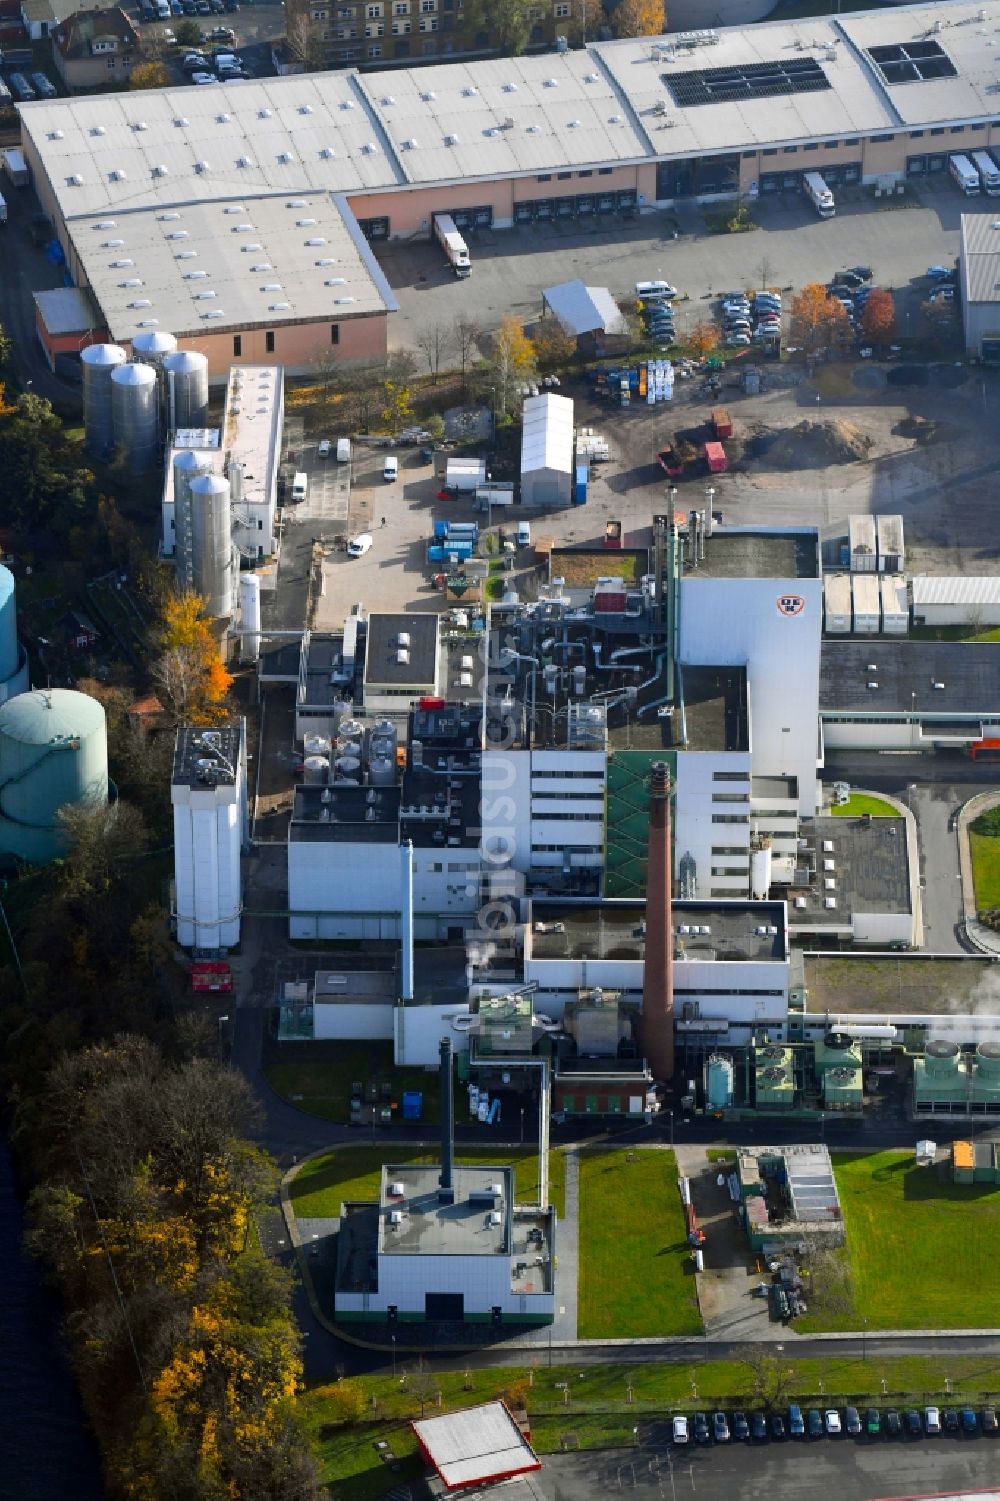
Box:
81 332 209 471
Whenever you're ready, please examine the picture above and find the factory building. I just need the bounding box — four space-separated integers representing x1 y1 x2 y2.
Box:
20 2 1000 374
334 1042 555 1329
171 724 247 950
820 640 1000 752
735 1144 844 1253
911 575 1000 629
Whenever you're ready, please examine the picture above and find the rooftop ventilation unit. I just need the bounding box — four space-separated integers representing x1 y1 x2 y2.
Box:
91 125 105 136
319 146 335 158
462 85 478 96
316 257 337 266
334 295 356 304
585 71 599 81
305 236 326 245
341 98 356 108
609 113 624 123
933 680 945 690
240 243 262 251
167 230 189 240
233 223 253 233
195 291 216 300
278 150 295 163
361 142 379 154
258 107 272 118
296 217 318 226
48 129 63 140
325 276 347 286
175 250 197 259
129 298 152 308
152 164 168 176
824 897 837 909
420 89 435 100
132 120 147 131
203 310 225 319
137 319 158 327
217 111 231 122
174 116 189 126
194 161 210 173
526 124 540 134
867 682 878 690
109 168 126 181
503 81 518 92
224 205 245 215
381 93 395 105
251 263 273 272
402 137 418 149
445 133 459 145
95 220 116 229
389 1181 404 1196
102 237 124 248
389 1210 403 1225
299 103 313 114
269 301 290 310
68 174 84 186
159 212 180 222
110 257 132 267
121 277 142 287
545 77 558 86
185 270 208 279
794 896 807 909
568 118 581 127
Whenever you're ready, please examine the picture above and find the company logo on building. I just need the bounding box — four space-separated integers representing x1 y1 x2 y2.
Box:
776 594 806 617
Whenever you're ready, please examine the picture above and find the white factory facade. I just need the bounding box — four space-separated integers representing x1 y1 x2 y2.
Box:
171 724 247 950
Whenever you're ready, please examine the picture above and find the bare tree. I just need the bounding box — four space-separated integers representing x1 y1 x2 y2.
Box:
453 315 482 386
415 322 454 384
744 1348 796 1411
152 645 202 722
284 10 324 67
756 254 775 292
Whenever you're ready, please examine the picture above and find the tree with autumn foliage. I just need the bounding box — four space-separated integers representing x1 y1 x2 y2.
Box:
789 282 852 356
531 318 576 373
130 60 171 89
153 589 232 724
860 287 895 347
616 0 664 38
687 318 722 359
486 314 537 422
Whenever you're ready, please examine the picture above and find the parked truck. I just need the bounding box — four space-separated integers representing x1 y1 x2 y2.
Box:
802 170 835 218
657 444 684 478
428 540 475 564
711 406 733 440
2 148 29 189
432 213 471 278
433 519 479 543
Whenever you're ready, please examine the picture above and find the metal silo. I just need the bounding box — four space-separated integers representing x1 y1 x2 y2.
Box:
238 573 261 663
111 361 159 471
0 564 30 706
173 449 215 586
163 349 210 430
131 329 177 368
190 473 233 619
0 688 108 864
81 342 127 456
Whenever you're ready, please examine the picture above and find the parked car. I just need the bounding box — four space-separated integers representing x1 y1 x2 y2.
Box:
925 1407 941 1435
712 1411 730 1442
770 1413 786 1440
960 1408 977 1435
191 71 218 82
845 1407 862 1436
904 1409 922 1437
942 1408 959 1433
317 439 331 458
929 287 956 303
807 1410 823 1438
885 1409 903 1437
693 1413 710 1445
866 1408 881 1437
788 1405 804 1438
825 1410 842 1436
182 50 210 67
725 334 751 347
347 531 373 558
751 1411 768 1441
832 270 865 289
846 264 874 282
926 265 954 281
981 1407 998 1433
672 1415 689 1445
206 23 235 38
732 1411 750 1441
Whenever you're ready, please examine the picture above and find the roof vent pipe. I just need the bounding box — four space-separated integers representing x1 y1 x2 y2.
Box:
438 1038 455 1203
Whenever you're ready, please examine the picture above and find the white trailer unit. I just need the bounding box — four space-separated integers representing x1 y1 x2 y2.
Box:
971 150 1000 196
1 148 29 188
851 573 881 635
432 213 471 277
879 575 908 635
949 154 980 195
445 456 486 491
848 514 877 572
824 573 852 635
803 170 835 218
876 514 904 574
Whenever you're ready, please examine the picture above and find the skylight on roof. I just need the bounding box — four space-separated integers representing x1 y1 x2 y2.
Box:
175 117 189 126
867 39 957 86
665 56 832 108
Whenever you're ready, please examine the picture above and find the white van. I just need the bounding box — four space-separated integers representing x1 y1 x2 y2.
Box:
291 472 308 502
336 438 351 463
516 520 531 547
383 455 398 482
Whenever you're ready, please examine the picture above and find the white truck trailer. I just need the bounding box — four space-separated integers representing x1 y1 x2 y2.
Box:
432 213 471 278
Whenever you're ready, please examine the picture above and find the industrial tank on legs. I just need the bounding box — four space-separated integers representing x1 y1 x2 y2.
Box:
190 473 234 619
162 349 210 430
81 342 127 456
111 361 159 472
0 688 108 863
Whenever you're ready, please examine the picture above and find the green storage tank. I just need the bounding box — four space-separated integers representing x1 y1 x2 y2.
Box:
971 1043 1000 1113
705 1054 734 1112
0 689 108 863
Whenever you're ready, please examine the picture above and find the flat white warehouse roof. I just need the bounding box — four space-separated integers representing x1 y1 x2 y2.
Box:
521 392 574 478
412 1402 540 1490
911 575 1000 607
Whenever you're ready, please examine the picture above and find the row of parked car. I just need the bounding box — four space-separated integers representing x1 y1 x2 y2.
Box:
721 289 782 348
7 70 57 102
672 1404 999 1445
634 279 679 350
181 45 248 80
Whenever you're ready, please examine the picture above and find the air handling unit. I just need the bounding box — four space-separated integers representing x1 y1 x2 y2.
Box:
913 1039 969 1114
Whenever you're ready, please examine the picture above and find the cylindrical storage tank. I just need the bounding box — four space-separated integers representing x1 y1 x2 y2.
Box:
372 718 397 758
369 754 395 786
238 573 261 664
131 329 177 368
162 349 210 430
0 689 108 864
750 843 772 901
335 754 361 781
706 1054 734 1112
173 448 215 582
189 473 233 619
111 361 159 472
303 755 329 785
0 564 17 685
975 1043 1000 1080
337 717 364 745
81 342 127 456
924 1039 961 1078
303 733 331 758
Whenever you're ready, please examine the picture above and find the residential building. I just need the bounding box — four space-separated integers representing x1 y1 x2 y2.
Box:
50 5 139 90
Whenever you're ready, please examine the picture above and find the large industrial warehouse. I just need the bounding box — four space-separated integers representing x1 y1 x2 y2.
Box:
17 0 1000 375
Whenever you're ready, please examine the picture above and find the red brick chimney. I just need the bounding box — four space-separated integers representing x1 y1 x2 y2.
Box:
639 760 674 1082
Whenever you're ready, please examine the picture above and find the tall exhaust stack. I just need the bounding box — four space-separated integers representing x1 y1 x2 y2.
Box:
639 761 675 1082
438 1037 455 1203
400 840 414 1002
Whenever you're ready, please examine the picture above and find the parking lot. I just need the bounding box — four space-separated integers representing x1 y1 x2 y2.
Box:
381 178 973 350
131 0 285 83
541 1427 1000 1501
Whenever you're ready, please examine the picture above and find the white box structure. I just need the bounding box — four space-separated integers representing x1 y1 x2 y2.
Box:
171 724 245 949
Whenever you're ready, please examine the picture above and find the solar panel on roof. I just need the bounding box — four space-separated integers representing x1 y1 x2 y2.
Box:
664 56 831 108
867 39 956 86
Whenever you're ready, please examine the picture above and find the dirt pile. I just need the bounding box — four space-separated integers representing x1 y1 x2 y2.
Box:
761 419 875 470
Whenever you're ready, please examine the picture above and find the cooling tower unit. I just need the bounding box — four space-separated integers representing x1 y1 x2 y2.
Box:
111 361 160 472
173 448 216 588
925 1039 961 1078
81 342 127 456
163 349 210 430
131 328 177 368
189 473 234 620
238 573 261 663
0 564 30 706
0 688 108 864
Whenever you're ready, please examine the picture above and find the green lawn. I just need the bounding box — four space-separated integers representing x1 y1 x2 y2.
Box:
289 1145 566 1220
299 1353 1000 1496
264 1041 440 1125
970 830 1000 911
831 793 899 818
577 1148 701 1339
800 1152 1000 1331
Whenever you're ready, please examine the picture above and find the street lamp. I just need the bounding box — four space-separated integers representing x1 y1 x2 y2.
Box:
391 1334 397 1377
862 1315 867 1362
217 1014 230 1053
